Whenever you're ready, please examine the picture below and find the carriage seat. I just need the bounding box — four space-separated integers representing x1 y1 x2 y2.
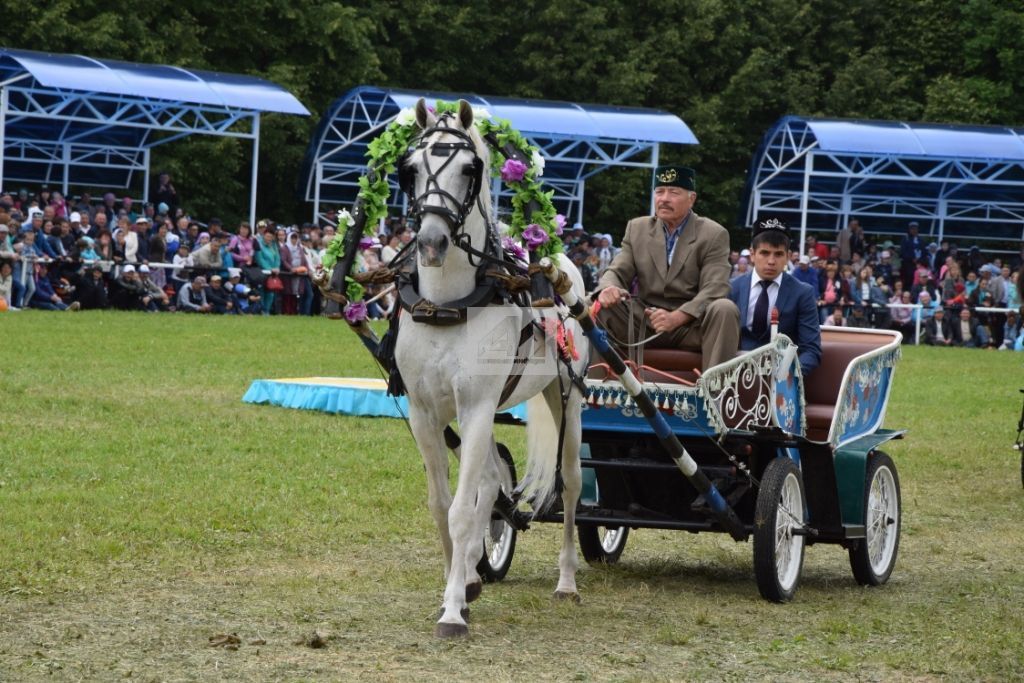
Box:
586 348 703 385
803 330 892 442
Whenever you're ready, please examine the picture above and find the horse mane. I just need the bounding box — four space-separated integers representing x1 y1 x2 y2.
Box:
464 118 493 223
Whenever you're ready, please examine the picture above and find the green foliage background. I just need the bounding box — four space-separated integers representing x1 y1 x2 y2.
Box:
1 0 1021 236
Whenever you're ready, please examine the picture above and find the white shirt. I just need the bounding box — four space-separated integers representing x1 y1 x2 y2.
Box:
746 269 784 330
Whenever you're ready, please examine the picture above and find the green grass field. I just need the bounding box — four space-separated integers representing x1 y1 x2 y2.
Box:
1 310 1023 681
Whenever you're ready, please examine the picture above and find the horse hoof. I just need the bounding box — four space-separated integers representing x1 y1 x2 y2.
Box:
465 581 483 603
553 590 582 604
435 622 469 639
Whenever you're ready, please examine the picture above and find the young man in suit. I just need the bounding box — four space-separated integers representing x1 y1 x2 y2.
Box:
595 166 739 369
729 218 822 377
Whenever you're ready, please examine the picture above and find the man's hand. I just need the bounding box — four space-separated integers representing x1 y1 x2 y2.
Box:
597 286 629 308
645 307 694 334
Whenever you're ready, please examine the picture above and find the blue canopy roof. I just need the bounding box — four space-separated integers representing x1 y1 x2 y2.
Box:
0 47 308 222
301 86 696 221
0 47 309 115
380 89 696 144
799 119 1024 162
742 116 1024 248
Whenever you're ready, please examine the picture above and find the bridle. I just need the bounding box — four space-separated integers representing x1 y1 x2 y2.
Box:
399 112 485 241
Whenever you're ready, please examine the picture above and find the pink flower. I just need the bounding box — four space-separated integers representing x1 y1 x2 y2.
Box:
343 301 368 323
554 214 567 236
500 158 528 183
522 224 550 251
501 236 527 262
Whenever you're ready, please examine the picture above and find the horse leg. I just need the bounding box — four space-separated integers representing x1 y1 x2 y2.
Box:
463 438 503 604
438 429 495 603
408 408 455 580
436 407 500 638
544 381 583 603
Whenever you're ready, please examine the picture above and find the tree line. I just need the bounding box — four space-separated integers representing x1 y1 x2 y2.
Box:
1 0 1020 239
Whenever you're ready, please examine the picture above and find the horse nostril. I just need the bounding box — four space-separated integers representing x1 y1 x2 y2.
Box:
439 235 449 251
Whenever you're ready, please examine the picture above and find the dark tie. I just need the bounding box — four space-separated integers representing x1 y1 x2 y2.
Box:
752 279 771 339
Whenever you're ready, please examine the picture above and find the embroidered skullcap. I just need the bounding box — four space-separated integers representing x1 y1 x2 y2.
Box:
654 166 696 191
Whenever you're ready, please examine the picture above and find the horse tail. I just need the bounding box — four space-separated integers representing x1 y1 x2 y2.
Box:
524 389 563 514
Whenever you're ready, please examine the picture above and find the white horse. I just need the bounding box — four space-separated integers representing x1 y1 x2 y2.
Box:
393 98 589 638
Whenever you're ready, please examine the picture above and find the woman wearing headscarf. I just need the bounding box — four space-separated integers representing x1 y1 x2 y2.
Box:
279 230 311 315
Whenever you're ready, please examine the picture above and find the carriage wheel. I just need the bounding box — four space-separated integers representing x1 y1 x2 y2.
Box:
753 457 807 602
477 443 517 582
578 525 629 565
849 451 901 586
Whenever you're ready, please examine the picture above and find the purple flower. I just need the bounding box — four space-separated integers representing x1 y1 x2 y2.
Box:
358 236 374 250
554 214 567 236
502 236 527 262
522 224 550 251
343 301 368 323
500 158 528 183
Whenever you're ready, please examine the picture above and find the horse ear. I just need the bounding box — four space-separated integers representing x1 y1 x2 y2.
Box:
457 99 474 130
415 98 434 129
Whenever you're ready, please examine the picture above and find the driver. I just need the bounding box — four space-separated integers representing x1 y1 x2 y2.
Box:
594 165 739 369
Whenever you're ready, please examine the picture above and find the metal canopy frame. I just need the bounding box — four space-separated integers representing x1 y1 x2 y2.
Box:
301 86 697 226
742 116 1024 253
0 47 309 225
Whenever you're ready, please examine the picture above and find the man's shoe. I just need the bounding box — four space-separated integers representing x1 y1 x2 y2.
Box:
67 301 81 311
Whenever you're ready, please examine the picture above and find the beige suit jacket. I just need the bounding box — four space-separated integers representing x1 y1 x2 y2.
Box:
596 211 732 321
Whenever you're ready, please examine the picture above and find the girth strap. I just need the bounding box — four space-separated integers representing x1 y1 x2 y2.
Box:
498 323 541 406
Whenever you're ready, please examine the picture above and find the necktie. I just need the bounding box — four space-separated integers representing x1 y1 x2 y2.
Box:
752 279 771 338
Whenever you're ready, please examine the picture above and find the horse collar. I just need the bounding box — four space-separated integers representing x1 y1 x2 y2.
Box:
397 261 503 326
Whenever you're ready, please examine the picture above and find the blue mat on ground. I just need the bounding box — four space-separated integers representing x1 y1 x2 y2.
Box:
242 377 527 421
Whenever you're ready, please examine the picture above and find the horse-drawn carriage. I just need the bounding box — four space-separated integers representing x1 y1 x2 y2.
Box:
482 326 904 602
322 98 905 636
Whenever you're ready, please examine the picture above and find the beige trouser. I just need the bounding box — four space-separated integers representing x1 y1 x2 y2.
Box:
596 297 740 370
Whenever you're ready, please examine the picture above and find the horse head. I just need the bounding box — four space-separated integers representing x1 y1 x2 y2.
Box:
403 98 488 268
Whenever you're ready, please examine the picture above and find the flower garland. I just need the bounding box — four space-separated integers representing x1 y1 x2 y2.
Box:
322 99 566 321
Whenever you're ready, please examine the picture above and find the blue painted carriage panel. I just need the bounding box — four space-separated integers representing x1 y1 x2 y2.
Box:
835 365 893 445
581 391 717 437
774 365 804 436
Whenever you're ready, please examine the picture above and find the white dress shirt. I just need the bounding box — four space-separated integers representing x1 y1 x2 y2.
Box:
746 269 784 330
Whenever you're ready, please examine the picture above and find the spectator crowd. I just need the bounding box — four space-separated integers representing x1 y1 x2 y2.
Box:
1 186 1022 350
0 183 384 318
565 217 1022 350
725 218 1024 350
